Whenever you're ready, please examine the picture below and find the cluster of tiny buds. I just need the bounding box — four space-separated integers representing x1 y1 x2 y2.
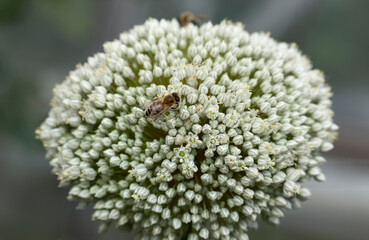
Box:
37 17 337 240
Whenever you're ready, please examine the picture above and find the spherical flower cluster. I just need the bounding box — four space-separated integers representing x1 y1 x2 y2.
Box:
36 17 338 240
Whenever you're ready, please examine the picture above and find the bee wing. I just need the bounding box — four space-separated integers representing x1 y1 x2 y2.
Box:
144 96 161 109
152 101 166 114
145 100 165 119
144 101 152 110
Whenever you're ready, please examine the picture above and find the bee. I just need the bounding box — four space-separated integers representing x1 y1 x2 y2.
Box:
145 93 180 120
178 12 208 27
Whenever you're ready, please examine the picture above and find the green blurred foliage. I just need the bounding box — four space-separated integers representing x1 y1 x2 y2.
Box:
32 0 94 42
0 0 95 148
0 0 27 24
298 0 369 86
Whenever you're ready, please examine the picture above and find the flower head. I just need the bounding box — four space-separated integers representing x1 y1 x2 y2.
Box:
37 17 338 239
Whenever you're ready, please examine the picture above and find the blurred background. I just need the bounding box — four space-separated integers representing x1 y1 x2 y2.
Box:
1 0 368 239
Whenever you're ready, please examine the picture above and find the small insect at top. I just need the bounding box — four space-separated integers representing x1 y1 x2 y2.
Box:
177 12 208 27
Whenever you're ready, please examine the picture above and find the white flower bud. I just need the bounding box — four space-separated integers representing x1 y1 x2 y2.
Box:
187 93 198 104
199 228 209 239
95 188 107 198
185 190 195 201
172 218 182 230
273 171 287 183
286 169 302 182
242 206 253 216
321 141 334 152
207 191 218 201
81 80 92 93
192 124 202 134
109 156 121 166
217 144 228 155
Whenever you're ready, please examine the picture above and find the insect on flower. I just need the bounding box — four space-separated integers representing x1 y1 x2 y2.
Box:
145 92 180 120
178 12 208 27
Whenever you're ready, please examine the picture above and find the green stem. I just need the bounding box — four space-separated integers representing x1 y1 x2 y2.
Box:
180 223 192 240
